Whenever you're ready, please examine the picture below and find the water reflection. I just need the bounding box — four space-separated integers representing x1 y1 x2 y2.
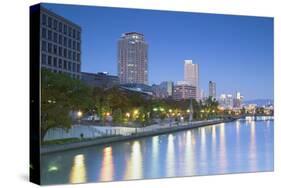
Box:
69 154 87 184
211 126 217 162
185 130 195 175
249 121 257 171
166 134 175 177
235 121 241 168
124 141 143 179
200 128 207 172
151 136 159 177
100 147 114 181
219 123 227 172
41 117 274 185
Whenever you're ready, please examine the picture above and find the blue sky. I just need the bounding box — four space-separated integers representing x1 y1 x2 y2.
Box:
43 3 274 100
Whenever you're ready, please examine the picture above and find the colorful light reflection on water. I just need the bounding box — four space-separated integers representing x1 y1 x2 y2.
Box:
41 118 274 185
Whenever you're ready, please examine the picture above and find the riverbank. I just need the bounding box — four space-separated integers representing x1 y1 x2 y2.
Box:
41 117 239 154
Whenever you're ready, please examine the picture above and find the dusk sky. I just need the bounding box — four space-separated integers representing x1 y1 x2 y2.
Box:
43 3 274 100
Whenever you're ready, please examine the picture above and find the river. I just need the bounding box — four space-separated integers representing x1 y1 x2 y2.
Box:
41 116 274 185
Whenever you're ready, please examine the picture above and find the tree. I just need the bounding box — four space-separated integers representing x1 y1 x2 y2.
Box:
41 69 92 141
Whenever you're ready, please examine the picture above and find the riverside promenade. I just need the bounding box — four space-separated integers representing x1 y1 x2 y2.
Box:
41 117 239 154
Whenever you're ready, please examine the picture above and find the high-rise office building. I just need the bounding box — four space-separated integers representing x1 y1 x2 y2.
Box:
40 6 82 79
209 81 216 99
184 60 199 100
118 32 148 84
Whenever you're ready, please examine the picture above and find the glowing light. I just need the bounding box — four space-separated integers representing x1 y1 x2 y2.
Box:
186 109 190 113
153 108 158 112
70 154 87 184
106 112 110 116
124 141 143 179
48 165 58 172
169 109 173 113
125 112 130 118
77 111 83 117
133 109 139 115
100 147 114 181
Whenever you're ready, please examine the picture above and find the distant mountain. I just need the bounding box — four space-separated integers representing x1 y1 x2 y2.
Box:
243 99 273 106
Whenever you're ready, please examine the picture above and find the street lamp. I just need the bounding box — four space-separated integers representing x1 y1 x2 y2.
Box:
77 111 83 118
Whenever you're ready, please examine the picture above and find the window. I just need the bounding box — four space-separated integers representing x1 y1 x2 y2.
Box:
77 42 80 51
63 24 67 34
48 55 52 65
73 29 76 38
58 47 62 56
63 60 67 69
54 20 57 30
48 43 52 53
48 17 52 28
59 35 62 44
58 59 62 68
42 41 47 52
68 38 72 48
73 41 76 50
72 62 76 72
63 37 67 47
59 22 62 32
42 28 46 39
68 61 71 71
42 14 46 25
53 32 58 43
48 30 52 40
64 48 67 58
68 27 72 37
68 50 72 59
53 57 57 67
77 53 80 61
42 54 46 64
59 59 62 68
73 51 76 61
53 45 57 55
76 64 80 72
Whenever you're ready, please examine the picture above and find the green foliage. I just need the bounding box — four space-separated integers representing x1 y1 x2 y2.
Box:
41 69 223 140
112 108 123 124
41 69 93 140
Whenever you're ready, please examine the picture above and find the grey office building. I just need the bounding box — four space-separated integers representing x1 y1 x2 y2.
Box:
40 6 81 79
118 32 148 84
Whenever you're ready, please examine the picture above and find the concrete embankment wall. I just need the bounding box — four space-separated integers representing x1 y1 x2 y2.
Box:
41 119 233 155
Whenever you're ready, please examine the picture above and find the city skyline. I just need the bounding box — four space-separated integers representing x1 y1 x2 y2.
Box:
42 3 274 100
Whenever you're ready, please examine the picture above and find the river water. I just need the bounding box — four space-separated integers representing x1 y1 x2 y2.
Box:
41 117 274 185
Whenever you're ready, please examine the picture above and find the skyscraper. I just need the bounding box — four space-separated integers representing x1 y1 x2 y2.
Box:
118 32 148 84
184 60 199 100
40 6 82 79
209 81 216 99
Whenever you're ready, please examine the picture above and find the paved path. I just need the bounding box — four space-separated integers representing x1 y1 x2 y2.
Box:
41 118 232 155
